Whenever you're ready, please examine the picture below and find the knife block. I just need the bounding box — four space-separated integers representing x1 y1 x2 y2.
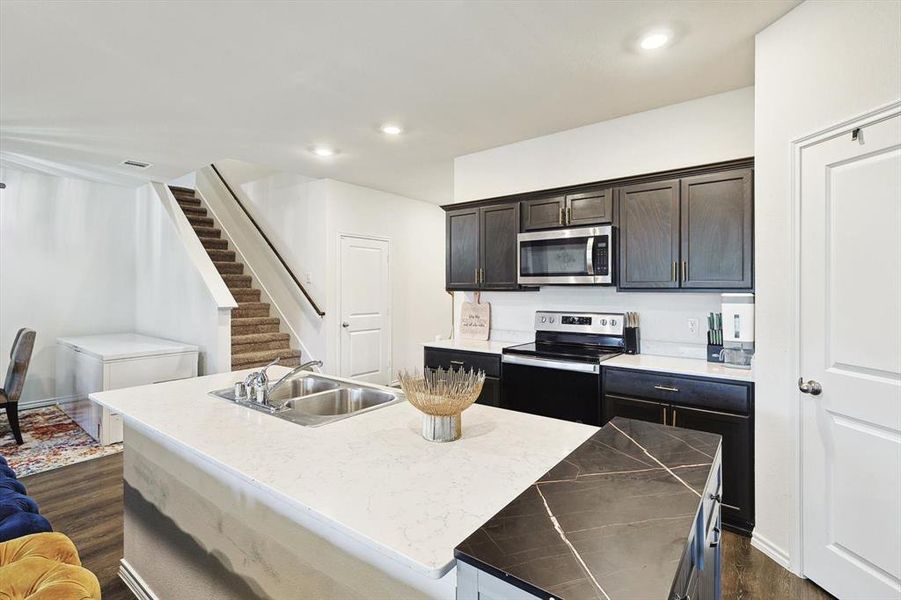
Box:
707 344 724 363
624 327 641 355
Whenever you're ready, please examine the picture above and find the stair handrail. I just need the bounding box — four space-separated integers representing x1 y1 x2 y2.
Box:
209 163 325 317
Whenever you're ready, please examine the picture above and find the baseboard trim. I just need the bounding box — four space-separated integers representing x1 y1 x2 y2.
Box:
751 531 792 571
18 394 78 411
119 558 159 600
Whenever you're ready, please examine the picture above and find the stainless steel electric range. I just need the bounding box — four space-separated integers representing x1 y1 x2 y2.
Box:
500 311 625 425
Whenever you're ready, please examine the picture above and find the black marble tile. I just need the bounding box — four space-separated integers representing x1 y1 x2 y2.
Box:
455 418 722 600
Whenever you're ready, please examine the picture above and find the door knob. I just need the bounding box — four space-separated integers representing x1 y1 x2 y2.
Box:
798 377 822 396
342 321 350 328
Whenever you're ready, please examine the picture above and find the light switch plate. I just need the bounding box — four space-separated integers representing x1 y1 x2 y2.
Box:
687 318 699 336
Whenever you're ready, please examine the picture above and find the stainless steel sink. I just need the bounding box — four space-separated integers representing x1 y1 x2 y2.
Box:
209 373 403 427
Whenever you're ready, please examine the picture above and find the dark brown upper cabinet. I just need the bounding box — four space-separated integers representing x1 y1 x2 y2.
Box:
520 196 565 231
565 188 613 227
618 179 681 289
480 203 519 289
521 189 613 231
446 207 480 289
680 169 753 289
446 203 522 291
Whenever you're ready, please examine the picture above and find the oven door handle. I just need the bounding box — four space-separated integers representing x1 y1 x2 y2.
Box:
586 237 595 276
502 354 600 374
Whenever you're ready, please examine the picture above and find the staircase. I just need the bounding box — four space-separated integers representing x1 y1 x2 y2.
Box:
169 186 302 370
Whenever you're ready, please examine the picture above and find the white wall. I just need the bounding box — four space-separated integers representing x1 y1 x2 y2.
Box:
212 161 450 378
454 86 754 203
754 0 901 571
452 87 755 357
133 184 233 375
0 167 138 404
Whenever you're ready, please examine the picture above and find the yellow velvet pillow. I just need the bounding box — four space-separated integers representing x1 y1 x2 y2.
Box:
0 533 81 567
0 556 101 600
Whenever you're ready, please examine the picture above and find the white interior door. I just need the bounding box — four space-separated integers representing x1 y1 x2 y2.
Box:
338 235 391 385
800 110 901 599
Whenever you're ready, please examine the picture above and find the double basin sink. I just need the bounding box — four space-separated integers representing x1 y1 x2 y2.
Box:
210 373 403 427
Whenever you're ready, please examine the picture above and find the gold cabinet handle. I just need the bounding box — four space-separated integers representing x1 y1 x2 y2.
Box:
480 268 484 284
474 268 479 284
566 206 572 225
672 261 677 282
681 260 687 282
672 408 678 427
654 385 680 392
559 206 564 225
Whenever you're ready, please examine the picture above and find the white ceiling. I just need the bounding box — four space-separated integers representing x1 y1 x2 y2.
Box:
0 1 797 203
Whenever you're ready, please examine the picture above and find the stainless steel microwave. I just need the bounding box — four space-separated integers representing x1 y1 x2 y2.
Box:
517 225 614 285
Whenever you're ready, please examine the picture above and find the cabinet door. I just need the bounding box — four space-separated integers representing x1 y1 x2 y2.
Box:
477 377 501 407
680 169 753 289
446 207 480 290
566 188 613 226
672 405 753 533
603 393 668 425
521 196 565 231
618 179 681 289
480 203 520 289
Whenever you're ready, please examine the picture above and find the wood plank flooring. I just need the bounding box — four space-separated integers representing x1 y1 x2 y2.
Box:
19 453 835 600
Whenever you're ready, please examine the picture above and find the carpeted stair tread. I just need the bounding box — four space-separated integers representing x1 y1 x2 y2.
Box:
169 186 195 194
233 302 270 318
232 317 280 335
232 332 291 352
192 226 221 238
201 238 228 250
177 198 202 207
188 216 214 227
214 261 244 275
222 274 252 288
232 348 301 369
206 248 236 262
181 205 208 217
229 288 260 302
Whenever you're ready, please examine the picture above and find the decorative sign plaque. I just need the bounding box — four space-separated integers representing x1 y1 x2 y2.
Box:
460 296 490 340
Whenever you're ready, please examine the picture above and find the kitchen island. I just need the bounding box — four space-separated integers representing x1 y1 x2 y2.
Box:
91 367 597 599
92 367 721 599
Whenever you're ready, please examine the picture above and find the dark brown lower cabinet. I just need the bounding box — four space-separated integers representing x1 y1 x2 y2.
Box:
424 347 501 407
603 367 754 536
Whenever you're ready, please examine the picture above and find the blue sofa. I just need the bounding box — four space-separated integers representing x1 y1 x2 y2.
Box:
0 455 52 542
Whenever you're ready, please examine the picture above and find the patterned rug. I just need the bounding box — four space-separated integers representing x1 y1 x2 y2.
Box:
0 405 122 477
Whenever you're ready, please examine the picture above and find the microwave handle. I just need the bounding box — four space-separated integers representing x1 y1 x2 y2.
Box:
586 237 595 275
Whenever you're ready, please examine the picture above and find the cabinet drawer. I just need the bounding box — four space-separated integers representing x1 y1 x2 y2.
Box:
604 368 750 415
423 348 500 378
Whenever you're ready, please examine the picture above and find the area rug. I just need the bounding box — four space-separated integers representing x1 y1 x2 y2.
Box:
0 405 122 477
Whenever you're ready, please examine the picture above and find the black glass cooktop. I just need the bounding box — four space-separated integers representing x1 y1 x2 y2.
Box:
503 341 621 364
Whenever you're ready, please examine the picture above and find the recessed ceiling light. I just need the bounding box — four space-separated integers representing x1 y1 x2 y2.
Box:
380 124 403 136
640 31 670 50
312 146 335 157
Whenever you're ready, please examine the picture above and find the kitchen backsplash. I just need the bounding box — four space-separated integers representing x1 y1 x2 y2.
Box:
453 287 723 359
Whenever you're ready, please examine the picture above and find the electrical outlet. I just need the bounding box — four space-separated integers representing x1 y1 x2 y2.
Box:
687 318 699 336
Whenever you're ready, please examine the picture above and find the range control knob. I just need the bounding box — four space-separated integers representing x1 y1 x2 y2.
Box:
600 319 607 326
611 319 617 326
540 316 547 323
549 316 556 323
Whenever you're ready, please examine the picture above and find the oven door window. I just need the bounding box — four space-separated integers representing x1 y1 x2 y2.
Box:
520 237 590 277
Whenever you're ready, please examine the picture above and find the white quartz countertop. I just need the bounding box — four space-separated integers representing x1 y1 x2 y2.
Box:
604 354 754 382
57 333 198 360
422 338 520 355
91 368 596 579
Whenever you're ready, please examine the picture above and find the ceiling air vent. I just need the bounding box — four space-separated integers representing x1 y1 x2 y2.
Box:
121 159 152 169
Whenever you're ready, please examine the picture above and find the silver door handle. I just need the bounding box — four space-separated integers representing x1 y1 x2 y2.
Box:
342 322 350 328
798 378 822 396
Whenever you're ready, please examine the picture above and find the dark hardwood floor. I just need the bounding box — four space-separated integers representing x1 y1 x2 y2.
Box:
19 453 834 600
19 453 133 600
